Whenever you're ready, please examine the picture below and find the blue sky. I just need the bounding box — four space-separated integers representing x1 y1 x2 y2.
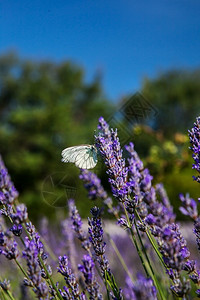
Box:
1 0 200 101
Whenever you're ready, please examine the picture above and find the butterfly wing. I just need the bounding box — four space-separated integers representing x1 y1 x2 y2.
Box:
61 145 97 169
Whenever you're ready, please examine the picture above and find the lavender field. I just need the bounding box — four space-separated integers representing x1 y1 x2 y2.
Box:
0 116 200 300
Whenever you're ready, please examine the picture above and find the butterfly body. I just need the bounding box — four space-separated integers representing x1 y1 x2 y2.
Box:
61 145 98 169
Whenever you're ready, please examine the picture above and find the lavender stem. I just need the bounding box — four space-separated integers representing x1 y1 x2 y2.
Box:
122 202 149 277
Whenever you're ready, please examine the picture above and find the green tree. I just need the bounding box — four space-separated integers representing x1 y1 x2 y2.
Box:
141 69 200 136
0 52 113 221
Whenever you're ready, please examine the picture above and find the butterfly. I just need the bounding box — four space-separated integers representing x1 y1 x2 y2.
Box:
61 145 98 169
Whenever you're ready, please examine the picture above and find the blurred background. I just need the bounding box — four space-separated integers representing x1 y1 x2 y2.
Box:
0 0 200 222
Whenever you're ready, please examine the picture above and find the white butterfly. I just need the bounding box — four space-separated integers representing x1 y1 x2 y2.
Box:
61 145 98 169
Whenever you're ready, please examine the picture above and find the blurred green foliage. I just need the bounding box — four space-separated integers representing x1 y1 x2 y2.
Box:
0 52 114 221
0 53 200 221
142 70 200 136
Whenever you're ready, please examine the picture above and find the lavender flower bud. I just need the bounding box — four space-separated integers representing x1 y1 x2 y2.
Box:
0 279 10 291
0 231 19 260
11 204 28 224
189 270 200 284
196 289 200 297
10 224 23 236
117 217 129 229
182 260 196 273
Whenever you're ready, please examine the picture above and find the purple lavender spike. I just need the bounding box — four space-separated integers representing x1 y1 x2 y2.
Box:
80 169 119 217
68 199 91 251
58 255 82 299
95 117 128 202
158 223 192 297
78 254 103 299
88 206 113 281
194 217 200 253
23 237 49 298
124 274 157 300
0 236 19 260
188 116 200 182
179 193 198 220
0 155 18 205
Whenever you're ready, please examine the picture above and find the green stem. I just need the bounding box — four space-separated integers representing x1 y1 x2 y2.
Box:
134 218 166 300
38 255 62 300
15 259 29 278
104 271 111 300
0 289 8 300
122 203 149 277
135 209 167 268
5 290 15 300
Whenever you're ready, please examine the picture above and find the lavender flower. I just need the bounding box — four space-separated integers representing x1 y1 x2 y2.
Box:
159 224 190 270
23 237 49 298
158 223 191 297
124 274 157 300
88 207 123 299
58 286 72 300
0 229 19 260
58 255 83 299
125 142 176 235
61 217 78 272
78 254 103 299
0 279 10 291
189 269 200 284
188 116 200 182
194 217 200 252
117 217 129 229
0 155 18 205
95 117 128 202
179 193 198 220
25 221 52 279
11 203 28 224
10 224 23 236
125 142 145 206
79 170 119 217
68 199 91 251
88 207 110 276
155 183 171 209
179 193 200 257
80 170 108 201
126 143 175 224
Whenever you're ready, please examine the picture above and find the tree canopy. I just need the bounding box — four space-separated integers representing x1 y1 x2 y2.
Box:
141 69 200 136
0 52 113 220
